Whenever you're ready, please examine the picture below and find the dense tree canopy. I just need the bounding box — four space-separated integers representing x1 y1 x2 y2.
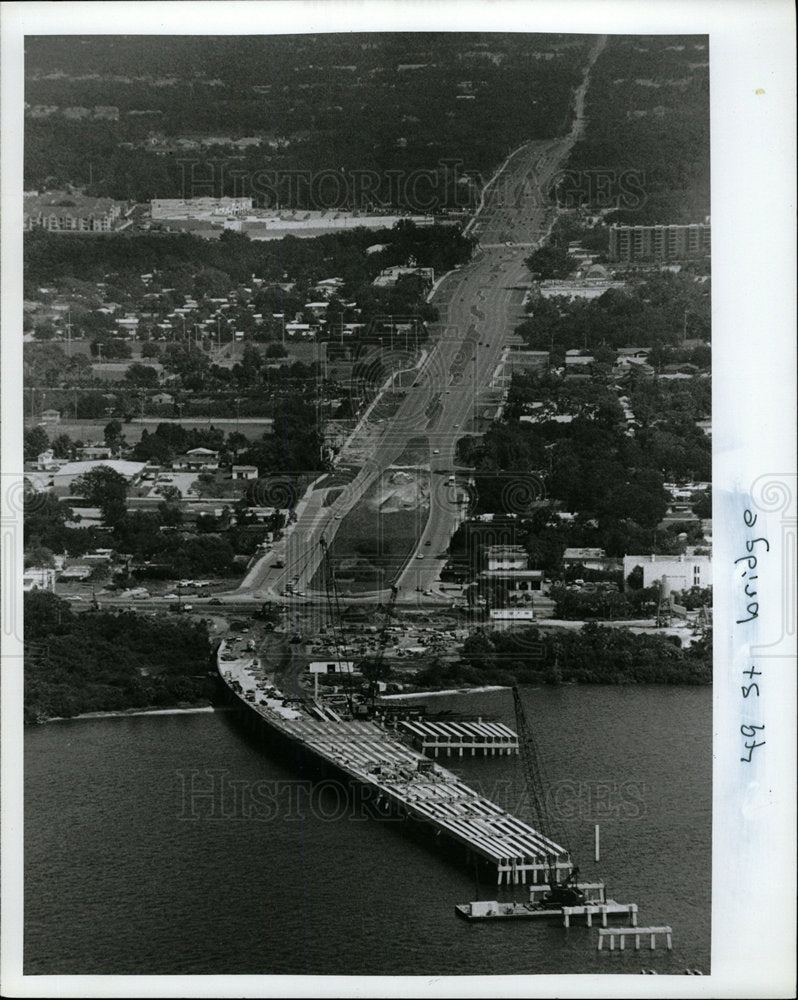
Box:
24 592 216 722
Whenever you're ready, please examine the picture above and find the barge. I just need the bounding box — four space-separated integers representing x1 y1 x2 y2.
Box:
455 883 639 926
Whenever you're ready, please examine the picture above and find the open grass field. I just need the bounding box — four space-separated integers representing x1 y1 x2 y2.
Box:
25 417 274 446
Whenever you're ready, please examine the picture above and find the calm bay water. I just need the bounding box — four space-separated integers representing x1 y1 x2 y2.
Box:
24 686 711 976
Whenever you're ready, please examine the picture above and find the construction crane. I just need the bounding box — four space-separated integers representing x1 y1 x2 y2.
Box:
511 685 585 905
319 535 357 717
361 583 398 711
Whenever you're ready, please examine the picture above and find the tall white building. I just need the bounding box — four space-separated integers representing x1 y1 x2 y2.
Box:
623 553 712 591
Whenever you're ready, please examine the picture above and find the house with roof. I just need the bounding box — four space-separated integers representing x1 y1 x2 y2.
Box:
40 408 61 426
36 449 63 471
481 545 544 597
172 448 220 472
23 567 57 592
231 465 258 481
563 547 609 571
372 265 434 288
78 445 113 461
564 350 595 367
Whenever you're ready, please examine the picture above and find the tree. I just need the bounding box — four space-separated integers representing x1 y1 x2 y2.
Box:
692 488 712 520
72 465 129 527
157 485 182 504
24 426 50 461
158 497 183 527
91 338 132 360
24 590 74 640
626 565 644 590
124 363 159 388
132 430 173 464
50 433 75 459
104 419 126 453
24 544 56 568
32 320 58 341
524 245 574 280
76 393 108 419
24 490 72 550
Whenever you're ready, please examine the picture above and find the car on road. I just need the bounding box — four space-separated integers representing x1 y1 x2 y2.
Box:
334 514 342 519
163 593 178 600
453 423 459 428
425 540 431 546
416 554 424 559
433 448 440 454
208 598 223 605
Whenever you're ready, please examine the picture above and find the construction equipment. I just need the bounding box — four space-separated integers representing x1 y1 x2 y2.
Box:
319 536 357 716
361 583 398 710
512 685 583 903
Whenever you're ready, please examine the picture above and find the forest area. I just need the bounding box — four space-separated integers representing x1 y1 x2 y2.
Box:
24 591 218 723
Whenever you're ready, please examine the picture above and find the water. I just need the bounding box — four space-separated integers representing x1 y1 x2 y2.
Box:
24 686 711 976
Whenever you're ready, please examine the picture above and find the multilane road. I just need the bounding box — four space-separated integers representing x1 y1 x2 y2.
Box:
240 37 607 605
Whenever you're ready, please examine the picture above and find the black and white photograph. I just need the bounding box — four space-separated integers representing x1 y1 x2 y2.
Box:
1 2 795 996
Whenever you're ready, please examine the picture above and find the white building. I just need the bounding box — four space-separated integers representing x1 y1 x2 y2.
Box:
489 607 537 622
151 196 253 219
231 465 258 481
53 460 147 497
307 660 355 675
37 449 63 471
486 545 528 572
23 567 56 592
623 553 712 591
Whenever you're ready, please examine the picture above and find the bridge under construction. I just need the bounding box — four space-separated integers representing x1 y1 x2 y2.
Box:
220 647 573 886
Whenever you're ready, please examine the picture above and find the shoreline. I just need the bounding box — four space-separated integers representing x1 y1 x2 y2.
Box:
36 703 228 725
378 685 509 701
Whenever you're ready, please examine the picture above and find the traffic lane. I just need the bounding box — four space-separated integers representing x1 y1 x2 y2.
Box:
256 221 545 592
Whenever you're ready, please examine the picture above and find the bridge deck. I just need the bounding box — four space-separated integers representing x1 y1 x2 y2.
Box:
221 651 567 883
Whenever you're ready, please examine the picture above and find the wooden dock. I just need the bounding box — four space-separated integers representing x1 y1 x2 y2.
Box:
598 926 673 951
398 718 519 757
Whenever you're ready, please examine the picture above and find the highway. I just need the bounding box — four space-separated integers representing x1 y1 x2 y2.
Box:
239 36 607 606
